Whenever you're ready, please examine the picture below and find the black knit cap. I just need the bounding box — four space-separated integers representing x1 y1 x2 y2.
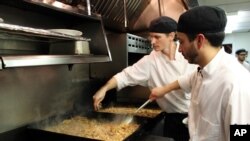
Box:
149 16 177 33
177 6 227 34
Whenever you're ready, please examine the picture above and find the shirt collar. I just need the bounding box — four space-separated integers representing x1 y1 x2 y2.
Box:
200 48 225 78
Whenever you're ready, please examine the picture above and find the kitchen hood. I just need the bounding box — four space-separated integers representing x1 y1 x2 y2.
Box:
91 0 199 32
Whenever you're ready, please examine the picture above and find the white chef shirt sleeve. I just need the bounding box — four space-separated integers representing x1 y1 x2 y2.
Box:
114 56 150 91
224 78 250 140
230 83 250 124
248 63 250 72
177 71 196 93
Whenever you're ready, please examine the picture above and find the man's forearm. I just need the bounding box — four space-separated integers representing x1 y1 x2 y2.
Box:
102 77 118 91
163 80 181 94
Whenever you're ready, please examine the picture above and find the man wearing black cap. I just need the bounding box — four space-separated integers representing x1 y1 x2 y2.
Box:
93 16 196 141
149 6 250 141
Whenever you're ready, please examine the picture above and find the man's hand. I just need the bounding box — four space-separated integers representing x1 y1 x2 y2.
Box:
93 87 106 111
149 87 166 101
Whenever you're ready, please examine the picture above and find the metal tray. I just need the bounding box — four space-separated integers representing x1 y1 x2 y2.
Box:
26 111 165 141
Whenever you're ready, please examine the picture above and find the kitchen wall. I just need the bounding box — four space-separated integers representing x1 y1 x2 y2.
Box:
0 64 98 133
224 32 250 62
0 1 110 134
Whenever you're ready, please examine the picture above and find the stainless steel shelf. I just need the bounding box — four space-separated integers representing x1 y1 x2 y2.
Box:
1 55 111 69
0 23 90 42
0 23 111 69
22 0 101 19
0 1 112 69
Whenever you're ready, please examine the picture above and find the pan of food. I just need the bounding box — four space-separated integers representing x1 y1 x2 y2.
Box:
98 99 157 124
26 111 165 141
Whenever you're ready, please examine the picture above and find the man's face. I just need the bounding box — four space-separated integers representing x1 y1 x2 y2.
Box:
148 32 171 51
237 52 247 62
177 32 199 64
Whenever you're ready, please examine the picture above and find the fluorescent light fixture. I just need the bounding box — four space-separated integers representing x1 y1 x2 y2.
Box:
225 10 250 33
225 14 238 34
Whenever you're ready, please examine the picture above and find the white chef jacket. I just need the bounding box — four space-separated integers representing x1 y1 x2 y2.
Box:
178 48 250 141
242 61 250 72
114 49 196 113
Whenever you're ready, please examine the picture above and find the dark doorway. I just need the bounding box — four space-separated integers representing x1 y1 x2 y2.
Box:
223 44 233 54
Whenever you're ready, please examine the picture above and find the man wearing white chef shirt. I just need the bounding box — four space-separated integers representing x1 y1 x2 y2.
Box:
93 16 196 141
150 6 250 141
235 48 250 71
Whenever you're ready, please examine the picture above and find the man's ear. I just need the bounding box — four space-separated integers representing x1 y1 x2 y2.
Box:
196 34 205 49
169 32 176 40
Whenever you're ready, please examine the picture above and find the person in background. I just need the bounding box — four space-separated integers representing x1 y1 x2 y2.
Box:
149 6 250 141
235 48 250 71
93 16 196 141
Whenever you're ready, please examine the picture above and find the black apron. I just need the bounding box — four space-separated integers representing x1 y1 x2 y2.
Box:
163 113 189 141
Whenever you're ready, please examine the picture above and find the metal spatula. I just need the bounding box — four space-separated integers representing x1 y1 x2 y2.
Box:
123 99 152 124
135 99 152 113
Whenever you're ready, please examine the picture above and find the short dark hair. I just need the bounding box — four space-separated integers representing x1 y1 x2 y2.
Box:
236 49 247 55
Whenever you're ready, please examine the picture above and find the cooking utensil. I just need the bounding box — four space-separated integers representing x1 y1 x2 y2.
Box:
123 99 152 124
135 99 153 113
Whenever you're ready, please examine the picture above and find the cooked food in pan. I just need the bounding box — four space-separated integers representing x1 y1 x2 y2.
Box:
99 107 162 118
44 116 139 141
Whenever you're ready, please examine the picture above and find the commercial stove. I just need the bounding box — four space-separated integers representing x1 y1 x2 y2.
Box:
1 110 173 141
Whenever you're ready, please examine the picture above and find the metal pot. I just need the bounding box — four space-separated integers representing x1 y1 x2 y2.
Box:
75 40 90 55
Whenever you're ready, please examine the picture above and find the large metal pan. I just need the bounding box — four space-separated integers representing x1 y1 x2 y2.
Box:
121 99 152 124
26 111 164 141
